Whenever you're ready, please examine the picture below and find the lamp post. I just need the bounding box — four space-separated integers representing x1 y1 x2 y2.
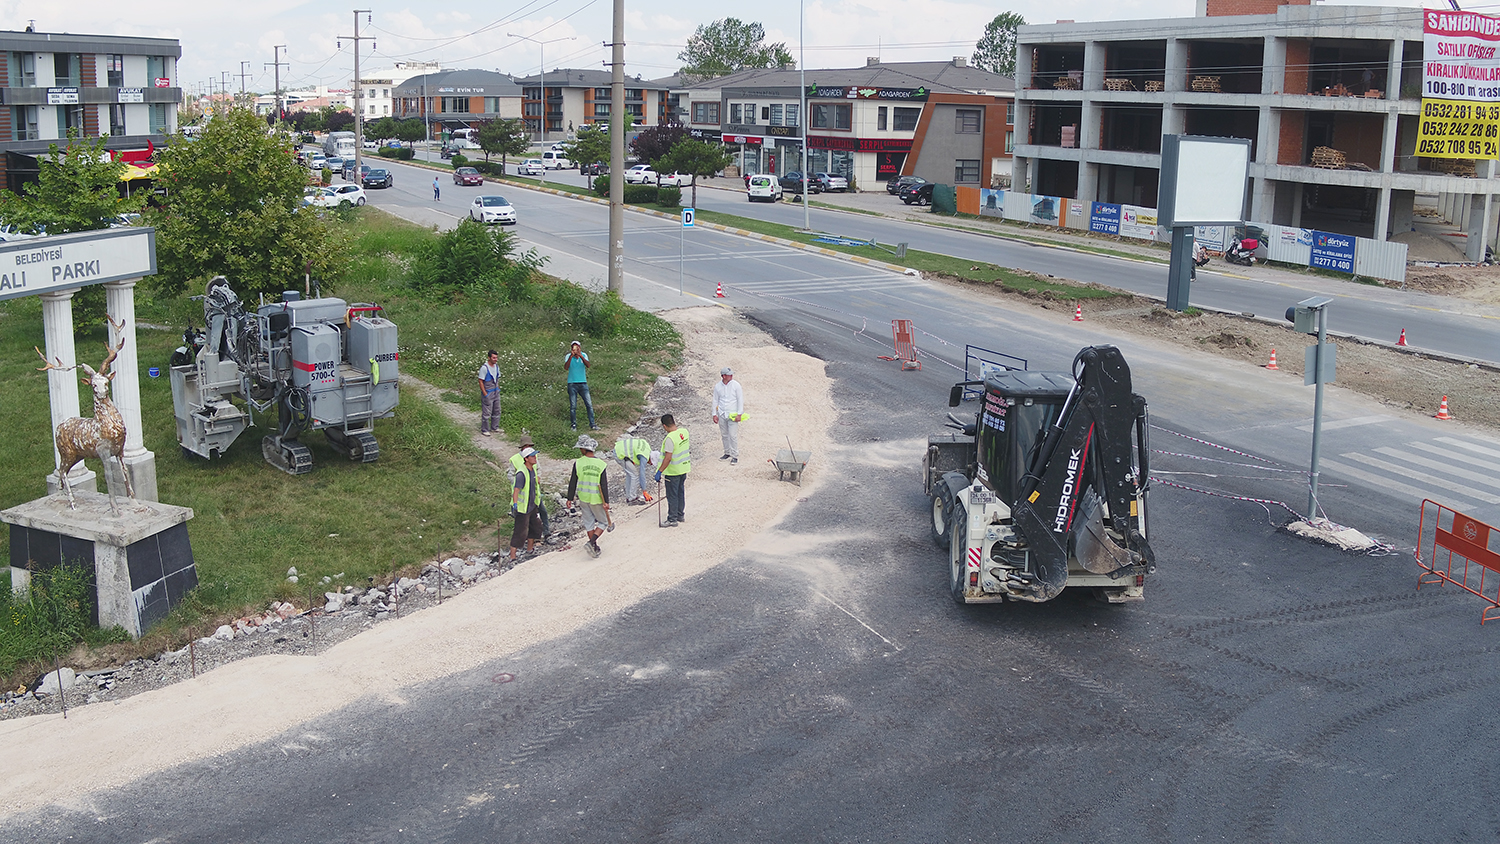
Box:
800 0 809 231
509 32 575 144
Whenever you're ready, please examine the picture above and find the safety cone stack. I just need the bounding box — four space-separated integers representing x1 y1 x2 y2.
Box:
1266 349 1279 370
1397 329 1408 346
1435 396 1454 421
715 282 726 298
1073 304 1084 322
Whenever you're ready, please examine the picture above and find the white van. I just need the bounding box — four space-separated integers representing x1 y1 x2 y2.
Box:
541 150 573 170
747 173 782 202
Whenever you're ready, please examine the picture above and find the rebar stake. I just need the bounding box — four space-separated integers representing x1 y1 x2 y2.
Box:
53 655 67 720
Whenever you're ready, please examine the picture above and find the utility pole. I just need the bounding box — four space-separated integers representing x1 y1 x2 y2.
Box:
266 45 288 125
220 71 231 115
607 0 625 294
510 32 575 145
342 10 374 183
237 61 252 109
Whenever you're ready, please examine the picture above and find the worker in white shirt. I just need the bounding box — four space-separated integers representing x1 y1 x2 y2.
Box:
712 366 745 465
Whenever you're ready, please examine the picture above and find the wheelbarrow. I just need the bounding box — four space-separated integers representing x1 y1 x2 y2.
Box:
771 449 811 485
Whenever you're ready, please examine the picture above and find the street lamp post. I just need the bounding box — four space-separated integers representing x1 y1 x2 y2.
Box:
509 32 575 144
800 0 809 231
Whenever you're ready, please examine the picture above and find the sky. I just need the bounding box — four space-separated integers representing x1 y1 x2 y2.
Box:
0 0 1435 95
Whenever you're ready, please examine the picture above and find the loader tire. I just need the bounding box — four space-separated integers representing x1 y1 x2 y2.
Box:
948 502 968 604
930 485 955 550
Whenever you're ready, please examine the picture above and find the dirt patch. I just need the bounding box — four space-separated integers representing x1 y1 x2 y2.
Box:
1403 263 1500 305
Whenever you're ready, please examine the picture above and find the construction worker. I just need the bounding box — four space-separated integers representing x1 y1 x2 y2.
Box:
613 435 655 504
509 435 552 541
655 413 691 527
567 435 612 557
509 447 543 561
712 366 745 465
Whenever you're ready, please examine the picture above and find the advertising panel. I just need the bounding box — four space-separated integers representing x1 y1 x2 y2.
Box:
980 188 1005 218
117 87 145 103
1310 230 1355 273
1089 202 1121 235
1420 10 1500 158
46 87 79 105
1119 205 1157 240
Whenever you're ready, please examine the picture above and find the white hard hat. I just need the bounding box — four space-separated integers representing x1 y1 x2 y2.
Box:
721 367 733 375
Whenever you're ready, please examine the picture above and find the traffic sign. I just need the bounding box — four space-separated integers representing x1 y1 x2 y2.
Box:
682 207 695 228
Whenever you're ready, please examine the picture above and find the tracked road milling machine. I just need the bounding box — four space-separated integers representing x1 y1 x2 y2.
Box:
169 276 399 475
924 345 1155 605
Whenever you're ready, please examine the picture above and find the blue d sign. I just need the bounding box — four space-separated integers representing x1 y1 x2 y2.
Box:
682 208 695 228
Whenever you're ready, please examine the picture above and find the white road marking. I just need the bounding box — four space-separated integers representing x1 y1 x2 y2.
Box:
1318 458 1485 505
1372 445 1500 489
1436 436 1500 462
1294 415 1391 433
1408 441 1500 477
812 589 903 652
1336 453 1500 504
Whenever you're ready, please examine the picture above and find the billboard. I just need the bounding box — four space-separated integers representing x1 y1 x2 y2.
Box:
1157 135 1251 227
1419 10 1500 159
1310 231 1355 273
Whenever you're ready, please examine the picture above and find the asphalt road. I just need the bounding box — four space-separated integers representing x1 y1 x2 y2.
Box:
11 159 1495 841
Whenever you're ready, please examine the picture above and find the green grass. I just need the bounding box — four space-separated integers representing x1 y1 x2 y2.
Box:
0 207 680 683
923 216 1173 265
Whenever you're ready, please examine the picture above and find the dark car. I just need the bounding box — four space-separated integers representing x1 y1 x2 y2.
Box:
454 166 484 186
900 182 935 206
346 163 371 182
363 168 393 189
887 175 926 195
440 145 455 160
581 161 609 176
779 172 823 195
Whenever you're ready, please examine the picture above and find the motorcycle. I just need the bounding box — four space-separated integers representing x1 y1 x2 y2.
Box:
1225 237 1260 266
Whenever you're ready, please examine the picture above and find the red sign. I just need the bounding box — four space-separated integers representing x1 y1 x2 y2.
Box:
153 77 171 88
808 135 913 153
876 152 905 179
723 134 763 145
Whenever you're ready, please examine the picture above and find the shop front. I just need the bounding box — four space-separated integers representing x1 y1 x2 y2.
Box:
806 135 913 187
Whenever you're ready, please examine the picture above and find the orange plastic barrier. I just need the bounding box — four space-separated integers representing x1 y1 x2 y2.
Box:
891 319 920 370
1416 499 1500 625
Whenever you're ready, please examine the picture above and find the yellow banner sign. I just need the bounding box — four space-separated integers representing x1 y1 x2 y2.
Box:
1417 98 1500 158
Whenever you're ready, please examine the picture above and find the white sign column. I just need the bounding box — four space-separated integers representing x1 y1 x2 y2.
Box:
40 289 97 494
106 277 157 501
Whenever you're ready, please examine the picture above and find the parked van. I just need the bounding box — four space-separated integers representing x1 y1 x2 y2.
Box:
747 173 782 202
541 150 573 170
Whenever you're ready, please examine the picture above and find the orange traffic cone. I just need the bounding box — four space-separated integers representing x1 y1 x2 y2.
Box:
1435 396 1454 420
1266 349 1279 370
1397 329 1408 346
1073 304 1083 322
715 282 726 298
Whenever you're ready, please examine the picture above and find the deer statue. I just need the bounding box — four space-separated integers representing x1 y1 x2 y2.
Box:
36 314 135 513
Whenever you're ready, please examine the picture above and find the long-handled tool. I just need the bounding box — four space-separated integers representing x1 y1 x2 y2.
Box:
656 478 664 527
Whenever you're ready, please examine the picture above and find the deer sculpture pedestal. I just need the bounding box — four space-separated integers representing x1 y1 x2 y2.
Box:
3 492 196 639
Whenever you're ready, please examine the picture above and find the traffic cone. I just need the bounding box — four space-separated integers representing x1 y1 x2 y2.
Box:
1265 349 1279 370
1435 396 1454 420
1073 304 1083 322
715 282 726 298
1397 329 1408 346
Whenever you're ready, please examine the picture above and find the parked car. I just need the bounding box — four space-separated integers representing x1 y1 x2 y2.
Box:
311 184 367 207
454 166 484 186
779 172 822 195
308 155 327 171
899 181 935 206
303 186 325 206
624 165 657 184
345 163 370 182
363 168 394 189
325 156 345 175
362 139 377 150
469 195 518 225
887 175 925 195
541 150 572 169
551 142 568 152
813 172 848 192
657 172 694 187
517 158 545 176
746 174 782 202
581 161 608 176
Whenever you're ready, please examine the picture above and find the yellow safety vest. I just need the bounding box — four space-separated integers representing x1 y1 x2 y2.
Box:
614 437 650 462
575 455 606 504
663 428 691 476
514 465 539 513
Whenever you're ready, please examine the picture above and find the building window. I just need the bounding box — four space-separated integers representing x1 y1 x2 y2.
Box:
441 97 467 113
785 103 798 127
9 52 35 87
1005 129 1014 153
769 104 783 126
383 105 389 115
146 56 169 84
12 105 37 140
594 102 611 117
955 159 981 183
878 106 887 131
811 103 852 130
524 102 541 117
1006 102 1015 125
109 103 127 136
742 103 756 124
149 103 169 133
626 88 643 101
691 101 719 124
730 103 741 124
955 109 981 133
383 89 389 98
595 87 610 98
892 107 920 132
57 103 85 135
54 53 81 87
106 55 124 88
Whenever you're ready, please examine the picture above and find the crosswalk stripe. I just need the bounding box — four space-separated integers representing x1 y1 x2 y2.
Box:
1372 446 1500 490
1294 415 1390 433
1319 457 1493 506
1435 436 1500 462
1407 441 1500 478
1338 452 1500 504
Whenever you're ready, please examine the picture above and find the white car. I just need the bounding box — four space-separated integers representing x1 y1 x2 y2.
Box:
362 139 377 149
325 157 345 175
541 150 572 169
624 165 657 184
746 174 782 202
517 158 544 176
658 172 694 187
470 195 518 225
309 156 326 171
311 184 366 207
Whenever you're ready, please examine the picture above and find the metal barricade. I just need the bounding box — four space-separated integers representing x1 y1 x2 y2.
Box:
962 344 1027 400
1416 499 1500 625
891 319 920 370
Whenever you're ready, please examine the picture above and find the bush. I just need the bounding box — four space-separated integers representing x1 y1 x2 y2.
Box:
320 167 332 185
593 175 610 196
656 185 682 208
471 161 496 175
623 184 658 204
379 146 414 160
408 218 543 301
1 563 128 681
451 153 468 169
545 284 628 338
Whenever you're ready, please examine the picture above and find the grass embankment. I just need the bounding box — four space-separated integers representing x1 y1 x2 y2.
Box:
0 208 681 685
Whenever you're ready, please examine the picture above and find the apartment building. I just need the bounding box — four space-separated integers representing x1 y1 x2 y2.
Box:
1013 0 1500 256
512 69 670 139
392 69 523 136
354 61 440 121
0 28 180 191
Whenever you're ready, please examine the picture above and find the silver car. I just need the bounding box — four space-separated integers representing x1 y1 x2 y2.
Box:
470 195 517 225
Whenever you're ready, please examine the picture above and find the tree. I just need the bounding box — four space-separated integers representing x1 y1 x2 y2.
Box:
325 109 355 133
366 116 399 142
478 118 530 168
149 108 346 298
972 12 1026 77
396 117 429 145
630 122 691 167
678 18 794 80
654 138 732 208
560 115 633 170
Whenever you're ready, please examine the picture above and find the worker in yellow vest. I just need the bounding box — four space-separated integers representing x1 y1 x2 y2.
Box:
655 413 691 527
567 435 612 557
508 447 543 561
613 435 655 504
509 434 552 541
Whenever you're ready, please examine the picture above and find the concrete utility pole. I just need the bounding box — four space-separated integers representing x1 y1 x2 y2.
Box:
237 61 252 108
220 71 231 115
607 0 625 295
342 10 374 181
266 45 288 124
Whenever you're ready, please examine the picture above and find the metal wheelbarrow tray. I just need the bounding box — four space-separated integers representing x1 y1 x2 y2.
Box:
772 449 811 484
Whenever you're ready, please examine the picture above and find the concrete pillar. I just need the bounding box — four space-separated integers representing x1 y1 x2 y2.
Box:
105 278 158 502
1162 104 1185 136
40 289 96 496
1389 189 1415 235
1081 101 1101 149
1079 162 1098 202
1374 187 1392 241
1016 44 1035 91
1291 182 1304 228
1164 38 1187 93
1380 111 1399 173
1386 38 1403 101
1251 177 1277 223
1467 192 1492 261
1264 36 1286 95
1012 155 1030 194
1083 41 1105 91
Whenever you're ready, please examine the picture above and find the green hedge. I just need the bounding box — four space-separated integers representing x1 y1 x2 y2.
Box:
593 175 610 196
377 146 415 160
623 184 658 204
656 185 682 207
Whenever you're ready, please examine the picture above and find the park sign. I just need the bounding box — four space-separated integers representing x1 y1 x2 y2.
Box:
0 227 157 302
1419 9 1500 159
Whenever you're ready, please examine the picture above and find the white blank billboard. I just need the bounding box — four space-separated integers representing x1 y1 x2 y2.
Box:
1157 135 1251 227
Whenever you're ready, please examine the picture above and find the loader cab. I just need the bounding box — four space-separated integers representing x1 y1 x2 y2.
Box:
976 371 1074 505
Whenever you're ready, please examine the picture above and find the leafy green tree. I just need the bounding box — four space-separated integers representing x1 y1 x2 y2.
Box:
149 108 346 298
563 115 635 171
478 118 530 168
972 12 1026 77
396 117 429 145
630 122 691 168
0 131 145 235
678 19 794 80
654 138 733 208
366 116 398 142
